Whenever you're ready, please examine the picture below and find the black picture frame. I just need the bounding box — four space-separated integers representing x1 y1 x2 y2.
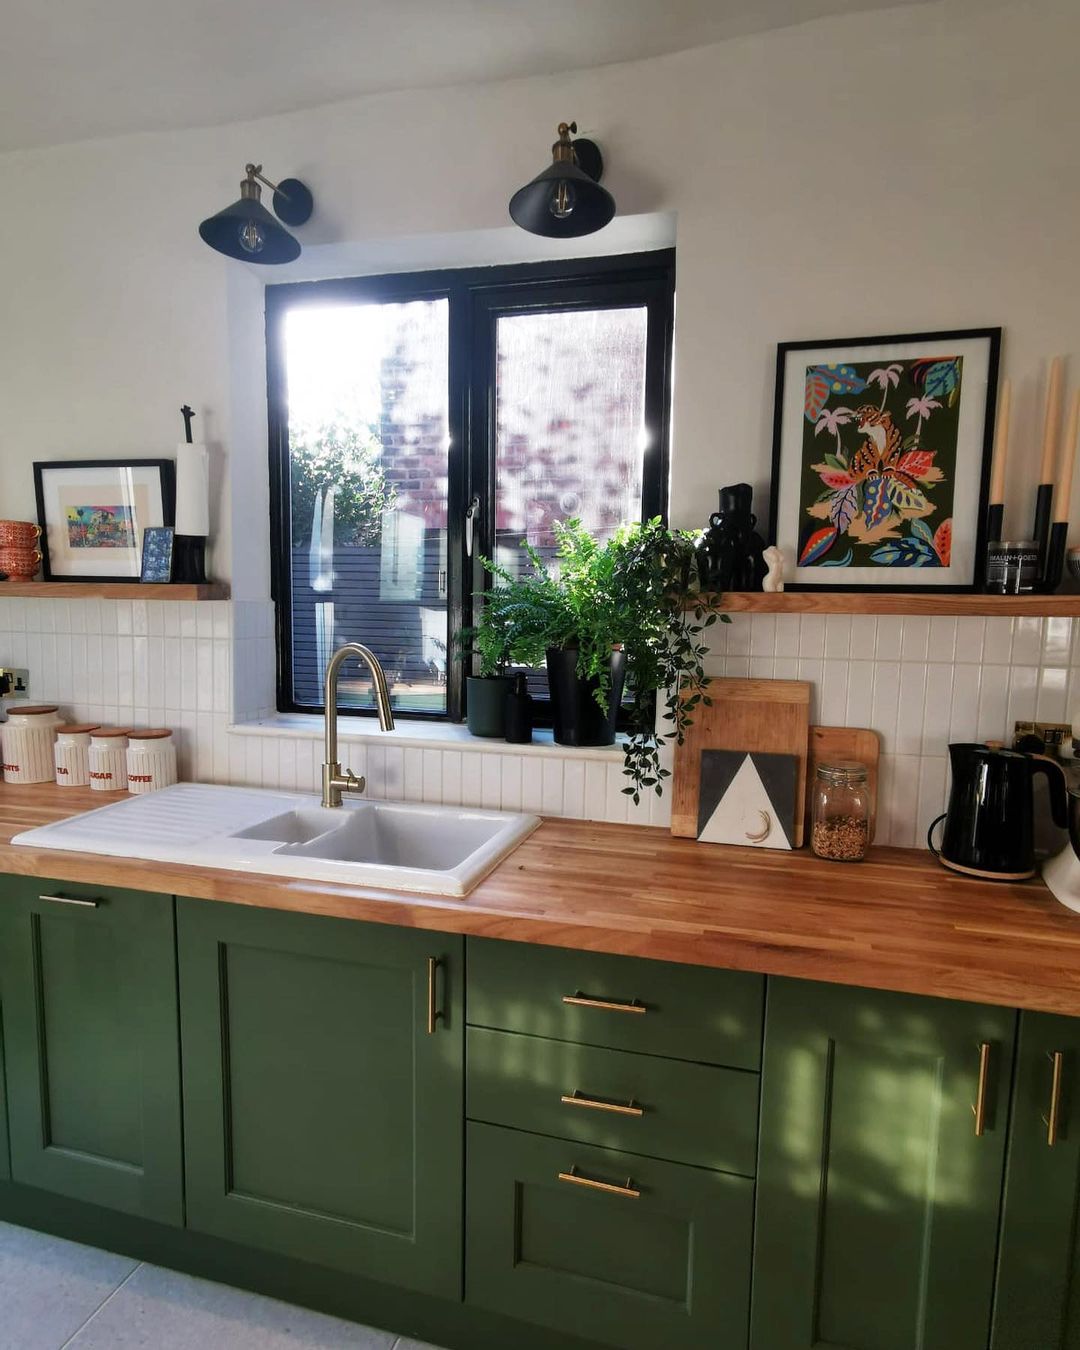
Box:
140 526 175 583
34 459 176 583
769 327 1001 592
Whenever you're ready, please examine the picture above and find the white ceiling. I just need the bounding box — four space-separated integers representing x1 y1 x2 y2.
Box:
2 0 919 153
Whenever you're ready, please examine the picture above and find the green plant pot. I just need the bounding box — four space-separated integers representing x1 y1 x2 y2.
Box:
466 675 513 738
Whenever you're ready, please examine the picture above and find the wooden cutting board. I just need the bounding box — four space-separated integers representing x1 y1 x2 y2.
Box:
806 725 880 841
671 679 811 844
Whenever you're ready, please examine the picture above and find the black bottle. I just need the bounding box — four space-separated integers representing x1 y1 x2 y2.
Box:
504 673 534 745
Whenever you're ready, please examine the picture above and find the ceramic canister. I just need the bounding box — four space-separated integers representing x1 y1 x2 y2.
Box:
54 724 101 787
1 705 62 783
126 729 177 795
88 728 131 792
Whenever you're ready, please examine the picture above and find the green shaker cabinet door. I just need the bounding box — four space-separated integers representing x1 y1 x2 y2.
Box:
0 876 182 1222
992 1010 1080 1350
177 898 463 1299
467 1122 753 1350
0 970 9 1181
752 978 1015 1350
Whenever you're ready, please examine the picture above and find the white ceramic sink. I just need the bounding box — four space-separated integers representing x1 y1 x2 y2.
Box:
12 783 540 897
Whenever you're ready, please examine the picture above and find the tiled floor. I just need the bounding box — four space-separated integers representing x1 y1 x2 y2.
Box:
0 1221 445 1350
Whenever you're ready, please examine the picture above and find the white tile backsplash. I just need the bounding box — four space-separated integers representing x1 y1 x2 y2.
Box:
3 597 1079 847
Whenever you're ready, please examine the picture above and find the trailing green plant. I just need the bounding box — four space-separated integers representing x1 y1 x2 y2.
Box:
469 519 730 803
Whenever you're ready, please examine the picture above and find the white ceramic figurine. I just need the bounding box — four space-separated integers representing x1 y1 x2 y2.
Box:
762 545 785 593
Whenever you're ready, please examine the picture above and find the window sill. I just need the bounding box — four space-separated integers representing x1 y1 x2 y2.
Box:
228 713 625 761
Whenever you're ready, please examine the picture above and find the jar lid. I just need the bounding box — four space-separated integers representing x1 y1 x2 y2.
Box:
128 728 172 740
91 727 132 738
816 759 868 785
58 723 100 735
990 540 1039 550
9 704 59 716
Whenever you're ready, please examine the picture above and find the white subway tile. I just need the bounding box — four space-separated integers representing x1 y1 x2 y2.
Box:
900 616 929 664
977 666 1011 742
873 618 902 662
521 758 544 814
441 750 462 805
541 759 564 815
1006 665 1038 730
921 664 954 755
849 616 878 660
871 662 901 753
1037 666 1069 723
481 754 501 809
955 616 985 663
887 755 920 847
749 614 776 657
844 661 875 728
384 746 405 799
949 664 982 743
896 663 928 756
1012 616 1042 666
584 760 608 822
915 756 948 844
500 756 523 812
927 616 956 662
819 660 850 726
824 614 851 659
749 656 775 679
982 617 1013 665
423 749 443 804
562 759 585 819
799 614 826 659
774 613 800 657
460 752 482 807
1044 617 1073 666
725 616 751 656
604 762 629 823
403 747 424 801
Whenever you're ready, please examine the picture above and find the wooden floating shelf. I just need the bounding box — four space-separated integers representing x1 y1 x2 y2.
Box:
695 591 1080 618
0 581 229 601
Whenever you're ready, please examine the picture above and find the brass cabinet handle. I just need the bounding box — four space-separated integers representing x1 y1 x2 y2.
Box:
427 957 443 1035
1044 1050 1065 1147
557 1164 640 1199
972 1041 992 1137
37 893 98 908
563 992 646 1015
561 1090 644 1118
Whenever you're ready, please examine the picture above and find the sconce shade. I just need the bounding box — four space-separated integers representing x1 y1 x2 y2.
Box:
198 167 314 264
509 129 615 239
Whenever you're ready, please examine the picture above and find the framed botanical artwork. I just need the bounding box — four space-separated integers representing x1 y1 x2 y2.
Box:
770 328 1001 590
140 526 175 583
34 460 175 582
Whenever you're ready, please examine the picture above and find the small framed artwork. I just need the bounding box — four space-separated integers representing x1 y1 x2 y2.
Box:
770 328 1001 590
34 460 175 582
697 750 799 850
140 526 175 583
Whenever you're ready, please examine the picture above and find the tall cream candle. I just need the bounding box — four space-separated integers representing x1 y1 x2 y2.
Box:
989 378 1011 505
1054 389 1080 524
1040 357 1063 484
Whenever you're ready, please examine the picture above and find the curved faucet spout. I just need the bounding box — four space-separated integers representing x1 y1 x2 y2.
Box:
322 642 396 808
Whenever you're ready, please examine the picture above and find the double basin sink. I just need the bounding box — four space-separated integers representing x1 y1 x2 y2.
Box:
13 782 540 897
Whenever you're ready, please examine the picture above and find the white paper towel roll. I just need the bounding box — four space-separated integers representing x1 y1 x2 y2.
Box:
175 441 210 536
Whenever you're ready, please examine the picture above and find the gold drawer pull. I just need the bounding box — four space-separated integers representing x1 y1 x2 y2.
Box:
563 992 646 1015
1044 1050 1065 1147
557 1165 640 1199
972 1041 992 1137
561 1090 644 1118
37 893 99 908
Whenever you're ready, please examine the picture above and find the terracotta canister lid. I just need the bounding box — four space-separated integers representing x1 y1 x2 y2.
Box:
128 728 172 740
8 705 59 716
90 727 133 738
58 723 100 735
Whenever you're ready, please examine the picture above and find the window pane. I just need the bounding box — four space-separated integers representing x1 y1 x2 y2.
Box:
284 299 449 713
493 305 649 577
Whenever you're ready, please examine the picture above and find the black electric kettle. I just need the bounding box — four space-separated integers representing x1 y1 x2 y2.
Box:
928 743 1068 880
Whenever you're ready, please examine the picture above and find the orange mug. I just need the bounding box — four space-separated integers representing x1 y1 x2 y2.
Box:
0 546 42 581
0 520 41 548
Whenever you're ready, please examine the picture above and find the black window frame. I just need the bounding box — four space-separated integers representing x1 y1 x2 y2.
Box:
267 247 675 722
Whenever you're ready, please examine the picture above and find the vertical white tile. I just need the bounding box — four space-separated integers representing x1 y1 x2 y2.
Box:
1044 617 1073 666
725 616 751 656
481 754 502 809
900 616 929 664
180 604 197 641
977 666 1011 741
824 614 851 660
896 663 928 756
196 605 214 640
584 760 608 822
1006 666 1038 731
819 660 850 726
927 616 956 663
873 618 902 662
871 662 901 753
441 750 462 805
364 744 386 798
773 657 800 680
1036 666 1069 722
955 617 985 663
604 761 629 823
244 735 263 787
921 664 954 755
458 752 481 807
403 747 424 801
212 715 231 784
848 615 877 660
799 614 826 659
422 748 443 804
260 735 279 788
147 602 164 637
774 614 800 658
115 602 132 637
950 664 982 743
844 661 875 728
213 641 231 713
562 759 585 819
886 756 920 847
196 639 214 711
500 756 523 811
982 617 1013 665
277 737 298 790
228 732 249 786
383 746 405 799
749 615 776 657
915 756 948 845
723 656 751 678
521 758 544 813
748 657 775 679
1012 616 1042 666
541 759 564 815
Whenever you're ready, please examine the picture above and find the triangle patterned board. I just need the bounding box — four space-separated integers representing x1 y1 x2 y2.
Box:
671 678 812 844
697 751 799 850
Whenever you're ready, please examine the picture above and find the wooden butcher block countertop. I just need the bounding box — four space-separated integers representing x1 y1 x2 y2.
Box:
1 782 1079 1016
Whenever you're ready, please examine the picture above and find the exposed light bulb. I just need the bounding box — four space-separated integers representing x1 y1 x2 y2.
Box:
549 180 576 220
237 219 265 255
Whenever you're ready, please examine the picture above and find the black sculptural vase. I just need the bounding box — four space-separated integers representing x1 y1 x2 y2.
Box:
697 483 767 592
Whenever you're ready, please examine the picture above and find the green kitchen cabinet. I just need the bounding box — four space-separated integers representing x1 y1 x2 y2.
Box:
0 987 9 1181
467 1121 754 1350
752 977 1016 1350
177 898 463 1299
0 876 182 1222
992 1010 1080 1349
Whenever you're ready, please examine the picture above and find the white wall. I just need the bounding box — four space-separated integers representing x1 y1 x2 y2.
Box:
1 0 1077 588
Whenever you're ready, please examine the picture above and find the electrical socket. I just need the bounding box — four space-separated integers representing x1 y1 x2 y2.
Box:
0 668 29 699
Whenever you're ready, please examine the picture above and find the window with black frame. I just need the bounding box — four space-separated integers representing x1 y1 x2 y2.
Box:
267 250 674 722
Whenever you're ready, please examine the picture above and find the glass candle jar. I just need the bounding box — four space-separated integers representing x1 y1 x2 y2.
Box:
811 760 871 862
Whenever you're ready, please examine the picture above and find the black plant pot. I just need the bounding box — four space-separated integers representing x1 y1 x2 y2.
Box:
466 675 513 738
545 648 627 748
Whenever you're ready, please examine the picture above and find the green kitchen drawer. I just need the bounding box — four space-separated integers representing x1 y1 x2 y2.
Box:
467 1025 758 1175
467 937 764 1069
467 1121 753 1350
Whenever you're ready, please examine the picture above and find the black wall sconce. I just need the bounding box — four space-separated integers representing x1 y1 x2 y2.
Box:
509 122 615 239
198 163 314 264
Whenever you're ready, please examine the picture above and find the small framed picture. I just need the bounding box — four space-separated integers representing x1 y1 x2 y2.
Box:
34 459 175 582
140 526 175 583
770 328 1001 590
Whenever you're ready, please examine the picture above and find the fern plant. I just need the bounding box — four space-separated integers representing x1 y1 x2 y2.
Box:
470 519 729 804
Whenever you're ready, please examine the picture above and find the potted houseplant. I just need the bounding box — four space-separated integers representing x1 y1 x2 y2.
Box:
459 594 516 738
476 519 729 800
